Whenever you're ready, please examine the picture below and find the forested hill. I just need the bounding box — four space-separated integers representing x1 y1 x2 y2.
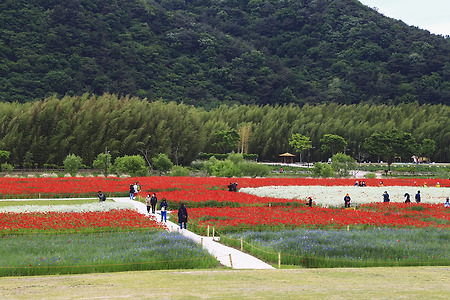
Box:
1 0 450 107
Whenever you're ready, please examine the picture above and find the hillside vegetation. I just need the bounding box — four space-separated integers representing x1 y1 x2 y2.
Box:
0 95 448 166
1 0 450 107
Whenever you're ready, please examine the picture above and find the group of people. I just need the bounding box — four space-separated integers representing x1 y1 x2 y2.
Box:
343 190 431 207
403 191 421 203
227 182 238 192
129 182 141 200
354 181 366 187
143 193 188 229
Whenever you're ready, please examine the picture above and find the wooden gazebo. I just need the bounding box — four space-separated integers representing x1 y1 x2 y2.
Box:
279 152 295 164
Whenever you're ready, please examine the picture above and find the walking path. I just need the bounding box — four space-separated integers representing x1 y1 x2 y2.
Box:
113 197 274 269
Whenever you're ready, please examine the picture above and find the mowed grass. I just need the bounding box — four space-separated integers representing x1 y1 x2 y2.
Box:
0 267 448 299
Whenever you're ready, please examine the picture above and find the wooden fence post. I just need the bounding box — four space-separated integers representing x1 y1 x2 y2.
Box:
207 225 210 237
240 237 243 251
229 254 233 269
278 252 281 269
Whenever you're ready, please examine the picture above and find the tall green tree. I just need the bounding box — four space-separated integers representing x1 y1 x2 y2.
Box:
289 133 312 163
364 129 418 171
211 129 240 153
420 139 436 159
320 134 347 157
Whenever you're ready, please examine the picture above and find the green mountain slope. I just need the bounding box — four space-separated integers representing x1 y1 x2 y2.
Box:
1 0 449 107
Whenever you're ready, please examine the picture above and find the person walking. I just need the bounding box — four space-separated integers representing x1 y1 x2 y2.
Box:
404 192 411 203
383 191 390 203
133 182 139 200
344 193 351 208
150 193 158 214
415 191 421 203
145 193 152 214
160 198 168 222
445 197 450 208
178 202 188 229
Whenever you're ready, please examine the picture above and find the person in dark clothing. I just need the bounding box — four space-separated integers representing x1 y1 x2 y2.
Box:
344 193 351 208
307 197 313 207
129 184 135 200
150 193 158 214
98 191 106 202
160 198 168 222
232 182 238 192
415 191 421 203
228 182 233 192
383 191 390 202
404 193 411 203
178 202 188 229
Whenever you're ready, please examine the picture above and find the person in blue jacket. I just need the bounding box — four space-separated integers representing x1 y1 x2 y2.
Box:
383 191 390 202
415 191 421 203
160 198 168 222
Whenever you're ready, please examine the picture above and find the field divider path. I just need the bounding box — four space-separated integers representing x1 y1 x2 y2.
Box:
113 197 275 270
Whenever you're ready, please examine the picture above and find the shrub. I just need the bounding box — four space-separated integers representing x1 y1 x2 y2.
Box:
331 153 357 177
313 162 334 177
152 153 174 175
1 163 14 172
92 153 112 170
211 160 242 177
171 165 190 176
239 162 270 177
113 155 148 176
63 154 83 175
364 172 377 178
227 152 244 164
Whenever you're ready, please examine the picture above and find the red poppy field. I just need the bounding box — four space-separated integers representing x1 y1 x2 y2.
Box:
0 210 165 234
0 177 448 233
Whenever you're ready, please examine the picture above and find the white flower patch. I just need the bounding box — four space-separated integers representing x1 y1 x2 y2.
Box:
0 201 134 213
240 186 449 207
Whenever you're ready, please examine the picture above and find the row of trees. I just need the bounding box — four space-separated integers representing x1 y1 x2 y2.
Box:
0 95 448 169
290 130 435 173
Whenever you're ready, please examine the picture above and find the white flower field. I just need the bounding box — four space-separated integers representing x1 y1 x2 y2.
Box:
240 185 449 207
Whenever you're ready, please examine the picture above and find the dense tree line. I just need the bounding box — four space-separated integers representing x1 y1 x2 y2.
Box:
0 95 448 167
1 0 450 107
